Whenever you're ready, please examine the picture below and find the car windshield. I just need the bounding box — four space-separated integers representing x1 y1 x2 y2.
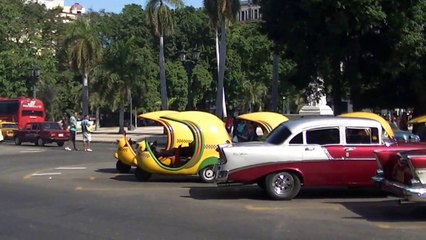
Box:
42 123 61 130
388 121 400 130
265 124 292 145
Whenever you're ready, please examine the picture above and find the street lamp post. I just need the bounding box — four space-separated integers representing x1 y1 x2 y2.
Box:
179 47 200 110
28 66 40 99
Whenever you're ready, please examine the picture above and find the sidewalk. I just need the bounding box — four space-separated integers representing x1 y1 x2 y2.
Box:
76 126 165 143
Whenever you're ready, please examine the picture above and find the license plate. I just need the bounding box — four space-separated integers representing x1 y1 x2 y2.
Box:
59 133 64 137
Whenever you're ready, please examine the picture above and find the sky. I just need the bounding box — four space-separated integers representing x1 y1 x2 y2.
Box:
65 0 203 13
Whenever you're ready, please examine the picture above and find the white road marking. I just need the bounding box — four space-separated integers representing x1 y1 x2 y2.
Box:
19 150 43 153
245 204 340 211
55 167 87 170
31 172 62 176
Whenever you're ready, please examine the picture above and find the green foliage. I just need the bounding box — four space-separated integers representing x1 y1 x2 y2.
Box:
1 0 424 122
166 61 188 110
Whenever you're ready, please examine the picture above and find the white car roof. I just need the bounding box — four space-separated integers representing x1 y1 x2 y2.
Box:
282 117 383 133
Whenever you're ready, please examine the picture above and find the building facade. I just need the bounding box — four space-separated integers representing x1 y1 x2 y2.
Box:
27 0 85 20
236 0 261 22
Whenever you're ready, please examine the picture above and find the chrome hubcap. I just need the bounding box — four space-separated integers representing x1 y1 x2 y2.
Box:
272 172 294 194
204 169 214 179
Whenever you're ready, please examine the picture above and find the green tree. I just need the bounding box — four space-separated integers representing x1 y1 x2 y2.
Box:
204 0 240 119
94 37 147 133
260 0 389 114
242 79 267 112
146 0 184 110
64 18 102 116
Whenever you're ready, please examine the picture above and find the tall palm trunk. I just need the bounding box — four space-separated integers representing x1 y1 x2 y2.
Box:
82 72 89 116
215 31 227 118
95 106 100 130
215 21 227 119
159 35 168 110
332 59 343 115
118 98 125 134
271 52 279 112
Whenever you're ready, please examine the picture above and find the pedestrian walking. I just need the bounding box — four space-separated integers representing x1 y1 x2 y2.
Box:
81 114 93 152
64 111 78 151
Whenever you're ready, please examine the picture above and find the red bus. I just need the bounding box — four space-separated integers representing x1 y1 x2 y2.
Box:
0 97 45 129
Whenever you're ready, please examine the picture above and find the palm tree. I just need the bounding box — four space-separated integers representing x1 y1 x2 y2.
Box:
243 80 267 112
146 0 183 110
64 18 101 116
204 0 225 118
204 0 240 119
93 37 143 134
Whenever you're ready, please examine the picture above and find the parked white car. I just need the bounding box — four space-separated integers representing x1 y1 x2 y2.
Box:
215 117 426 200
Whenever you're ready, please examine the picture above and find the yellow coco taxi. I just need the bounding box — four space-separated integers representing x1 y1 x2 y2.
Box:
237 112 289 138
134 111 231 183
114 110 178 173
0 121 18 140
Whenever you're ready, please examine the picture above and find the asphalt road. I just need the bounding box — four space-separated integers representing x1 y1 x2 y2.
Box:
1 141 426 240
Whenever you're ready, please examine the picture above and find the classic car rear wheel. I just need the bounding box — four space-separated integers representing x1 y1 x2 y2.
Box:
116 160 131 173
135 167 151 182
199 166 215 183
257 179 266 189
14 137 21 145
37 138 45 146
265 171 301 200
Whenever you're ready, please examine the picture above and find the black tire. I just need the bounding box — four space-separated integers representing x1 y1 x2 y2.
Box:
57 142 64 147
264 171 301 200
199 166 215 183
135 167 151 182
14 137 21 145
257 179 266 190
116 160 131 173
37 138 45 146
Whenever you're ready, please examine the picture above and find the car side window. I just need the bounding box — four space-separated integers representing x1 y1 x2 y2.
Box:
306 128 340 145
346 127 379 144
289 132 303 144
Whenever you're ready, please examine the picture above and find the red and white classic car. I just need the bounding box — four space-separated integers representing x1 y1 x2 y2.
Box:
215 117 425 200
373 149 426 202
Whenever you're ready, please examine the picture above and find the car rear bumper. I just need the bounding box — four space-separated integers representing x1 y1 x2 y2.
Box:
214 163 229 184
45 137 68 143
377 178 426 202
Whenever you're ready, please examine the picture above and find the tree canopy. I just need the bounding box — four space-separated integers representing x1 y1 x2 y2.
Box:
0 0 424 127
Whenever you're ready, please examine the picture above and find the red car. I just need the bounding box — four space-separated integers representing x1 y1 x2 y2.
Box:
14 122 70 147
373 149 426 202
215 117 425 200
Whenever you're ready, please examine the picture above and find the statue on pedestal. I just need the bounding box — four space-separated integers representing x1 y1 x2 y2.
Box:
306 77 326 106
299 76 334 115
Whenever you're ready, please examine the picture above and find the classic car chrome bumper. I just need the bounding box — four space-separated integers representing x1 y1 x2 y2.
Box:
381 179 426 202
213 163 229 184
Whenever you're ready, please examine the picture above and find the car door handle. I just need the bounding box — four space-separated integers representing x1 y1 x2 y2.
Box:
344 147 356 151
305 147 315 151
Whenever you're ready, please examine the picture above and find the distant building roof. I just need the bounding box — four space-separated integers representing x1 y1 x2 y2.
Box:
70 3 83 10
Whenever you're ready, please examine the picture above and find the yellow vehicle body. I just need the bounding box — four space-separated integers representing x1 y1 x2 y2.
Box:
135 111 231 182
237 112 289 136
0 121 18 140
338 112 395 140
408 115 426 124
138 111 193 149
114 110 178 173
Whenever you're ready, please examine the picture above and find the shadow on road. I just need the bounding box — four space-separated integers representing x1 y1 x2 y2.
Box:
333 200 426 222
187 186 389 201
96 168 119 174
